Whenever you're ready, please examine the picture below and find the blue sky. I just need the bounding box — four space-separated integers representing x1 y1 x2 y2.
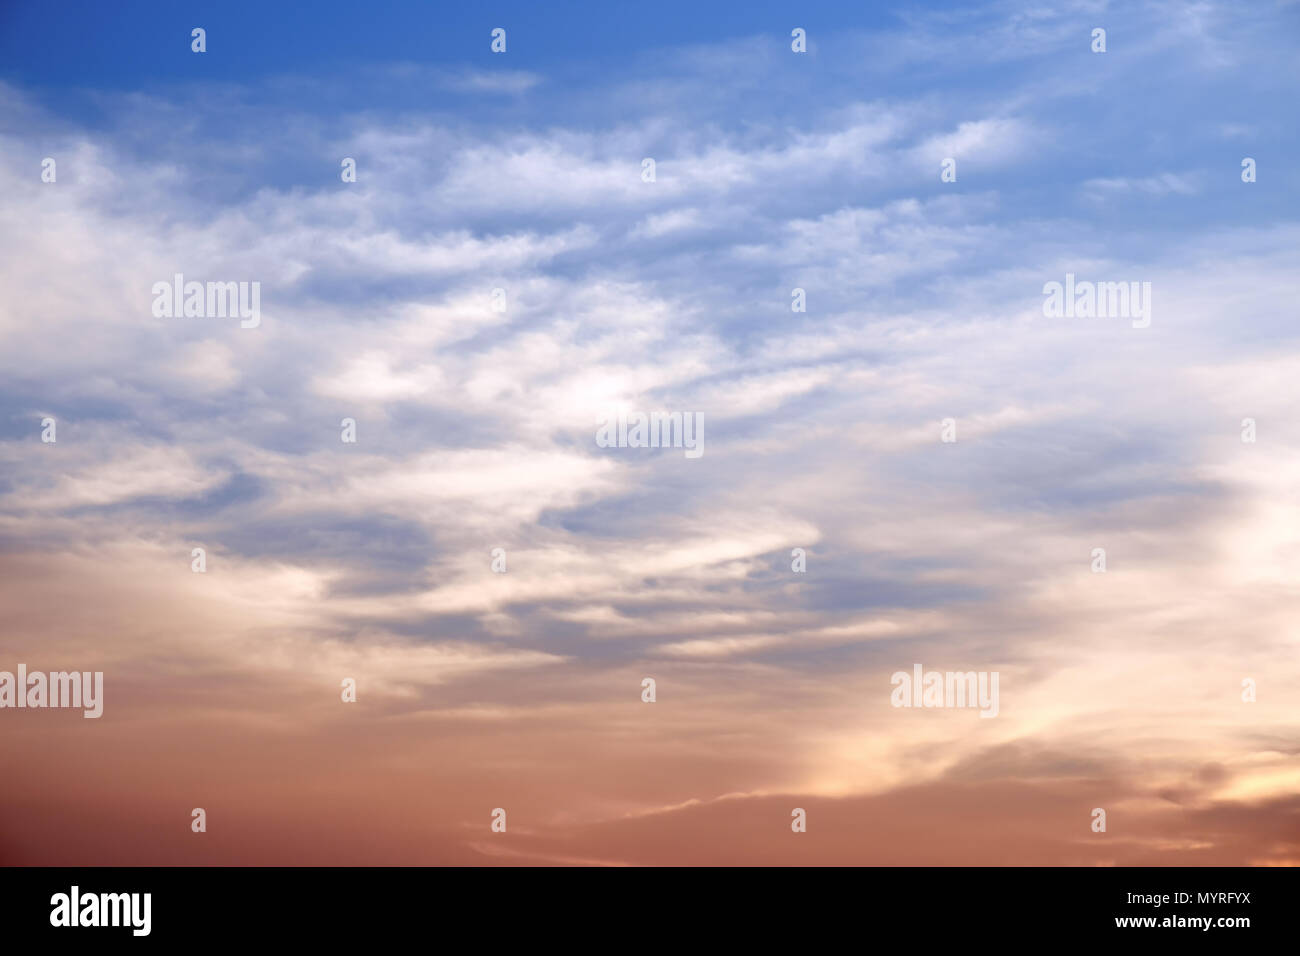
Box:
1 1 901 85
1 0 1299 863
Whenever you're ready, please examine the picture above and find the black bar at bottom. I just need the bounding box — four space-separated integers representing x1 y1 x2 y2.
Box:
0 866 1288 942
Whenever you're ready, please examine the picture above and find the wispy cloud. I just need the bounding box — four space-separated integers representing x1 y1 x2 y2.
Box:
1 0 1298 864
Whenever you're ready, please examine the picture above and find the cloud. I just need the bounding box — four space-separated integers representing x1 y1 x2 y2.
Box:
1082 173 1203 197
440 69 544 95
1 0 1298 863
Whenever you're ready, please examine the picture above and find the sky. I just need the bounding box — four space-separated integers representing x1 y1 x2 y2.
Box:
1 0 1298 865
